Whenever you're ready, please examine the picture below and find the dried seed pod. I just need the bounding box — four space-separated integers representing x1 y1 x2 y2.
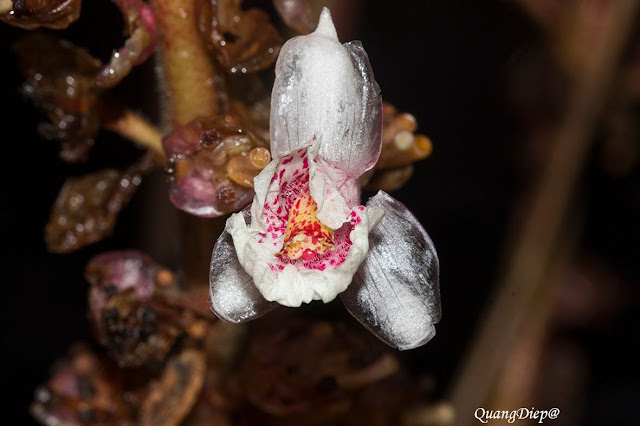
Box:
86 250 210 368
163 114 268 217
13 33 102 163
139 349 206 425
30 345 137 426
0 0 81 29
98 289 184 368
238 320 400 418
45 154 155 253
376 133 432 169
30 345 209 426
366 103 433 191
226 147 271 187
96 0 157 89
364 165 414 192
196 0 281 74
14 26 158 162
86 251 165 298
376 103 432 169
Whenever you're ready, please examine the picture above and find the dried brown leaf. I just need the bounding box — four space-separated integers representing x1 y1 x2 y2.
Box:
14 33 102 162
30 345 137 426
238 320 399 418
197 0 281 74
0 0 81 29
45 154 155 253
86 250 210 368
139 349 206 425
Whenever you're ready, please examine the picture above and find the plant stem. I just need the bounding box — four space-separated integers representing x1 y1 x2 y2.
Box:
150 0 226 290
0 0 11 14
150 0 219 127
104 108 165 163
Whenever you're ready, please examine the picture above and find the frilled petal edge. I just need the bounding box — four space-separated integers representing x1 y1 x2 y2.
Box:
209 209 279 323
340 191 441 350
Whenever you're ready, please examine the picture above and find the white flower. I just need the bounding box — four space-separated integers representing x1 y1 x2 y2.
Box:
210 8 441 350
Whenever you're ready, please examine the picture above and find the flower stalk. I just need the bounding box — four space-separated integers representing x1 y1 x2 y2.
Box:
150 0 226 290
103 108 165 162
150 0 219 127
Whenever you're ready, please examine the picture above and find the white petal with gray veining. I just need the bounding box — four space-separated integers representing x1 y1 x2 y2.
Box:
341 191 441 350
209 210 278 323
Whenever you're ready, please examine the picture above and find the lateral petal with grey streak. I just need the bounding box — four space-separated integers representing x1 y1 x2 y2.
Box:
341 191 440 350
209 210 278 323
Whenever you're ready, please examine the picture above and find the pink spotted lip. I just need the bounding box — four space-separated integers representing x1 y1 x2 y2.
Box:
253 147 365 272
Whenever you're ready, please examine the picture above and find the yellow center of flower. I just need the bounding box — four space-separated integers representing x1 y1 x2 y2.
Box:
278 189 334 261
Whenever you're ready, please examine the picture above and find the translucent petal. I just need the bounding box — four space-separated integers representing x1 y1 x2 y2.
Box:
340 40 383 176
270 8 382 177
340 191 441 350
209 210 278 322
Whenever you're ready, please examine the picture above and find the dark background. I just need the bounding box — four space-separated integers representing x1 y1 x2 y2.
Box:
1 0 639 424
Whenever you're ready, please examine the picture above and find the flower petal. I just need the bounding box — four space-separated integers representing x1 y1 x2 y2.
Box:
229 188 381 307
209 209 278 323
340 40 383 176
340 191 441 350
270 8 382 178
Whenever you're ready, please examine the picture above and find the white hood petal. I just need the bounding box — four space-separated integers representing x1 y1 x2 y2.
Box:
270 8 382 178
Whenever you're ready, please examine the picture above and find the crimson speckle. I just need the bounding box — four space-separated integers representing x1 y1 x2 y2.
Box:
301 249 317 261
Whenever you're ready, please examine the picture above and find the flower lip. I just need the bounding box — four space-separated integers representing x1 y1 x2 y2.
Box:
225 142 381 307
276 187 336 261
251 144 361 274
